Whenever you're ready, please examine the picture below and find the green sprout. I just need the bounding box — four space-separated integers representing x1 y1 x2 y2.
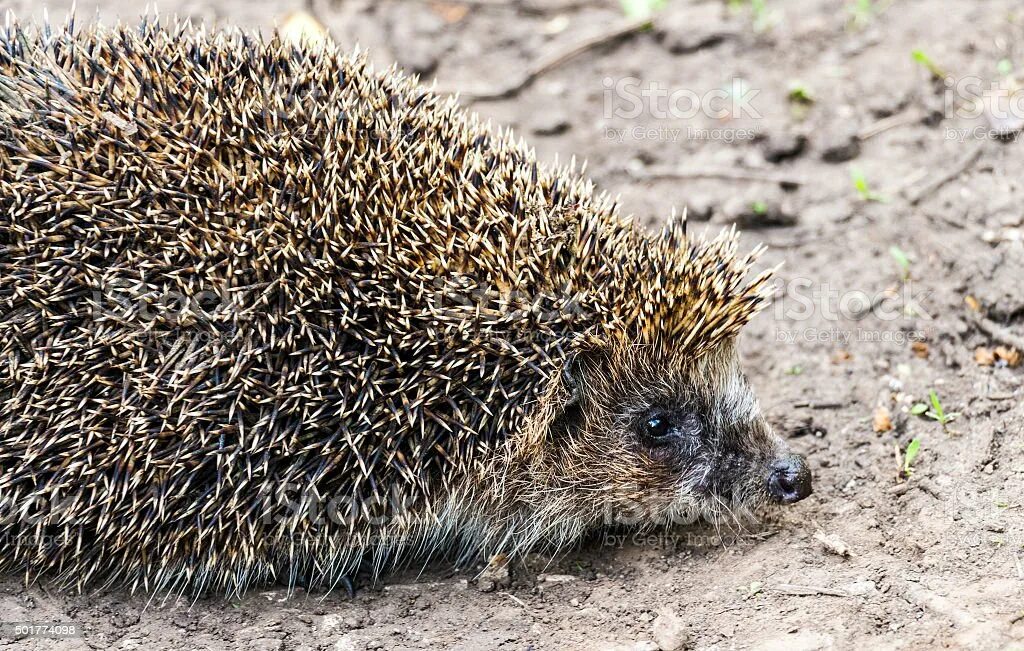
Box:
848 0 876 29
889 245 911 281
620 0 666 21
901 437 922 476
784 365 804 376
912 49 947 80
751 0 776 32
728 0 775 32
997 58 1014 77
851 167 886 202
751 201 768 215
926 390 958 425
911 390 960 429
787 81 815 105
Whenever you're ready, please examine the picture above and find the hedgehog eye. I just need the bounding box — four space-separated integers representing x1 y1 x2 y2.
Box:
641 413 672 441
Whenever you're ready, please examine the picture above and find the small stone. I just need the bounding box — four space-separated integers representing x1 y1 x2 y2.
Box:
655 4 736 54
814 531 851 557
652 608 690 651
683 194 715 221
719 197 797 228
477 554 512 592
537 573 577 583
820 127 862 163
532 110 571 136
984 78 1024 138
396 44 439 77
762 132 808 164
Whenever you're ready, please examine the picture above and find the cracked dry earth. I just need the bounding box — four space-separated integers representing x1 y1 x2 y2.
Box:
1 0 1024 649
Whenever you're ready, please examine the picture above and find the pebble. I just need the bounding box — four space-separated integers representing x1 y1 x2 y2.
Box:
820 126 862 163
684 194 715 221
652 608 690 651
762 132 808 163
719 197 798 228
477 557 512 592
537 574 577 583
655 4 736 54
532 110 572 136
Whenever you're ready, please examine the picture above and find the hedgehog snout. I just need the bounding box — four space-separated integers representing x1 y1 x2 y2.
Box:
766 454 812 504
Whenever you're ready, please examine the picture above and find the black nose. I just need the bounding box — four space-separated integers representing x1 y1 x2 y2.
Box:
767 454 812 504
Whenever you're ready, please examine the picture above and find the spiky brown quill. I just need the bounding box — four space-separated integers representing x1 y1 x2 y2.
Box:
0 18 810 597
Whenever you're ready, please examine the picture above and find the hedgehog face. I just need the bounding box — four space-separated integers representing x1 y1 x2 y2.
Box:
548 342 811 531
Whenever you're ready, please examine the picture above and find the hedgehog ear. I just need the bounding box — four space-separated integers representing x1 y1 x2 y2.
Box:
561 353 584 409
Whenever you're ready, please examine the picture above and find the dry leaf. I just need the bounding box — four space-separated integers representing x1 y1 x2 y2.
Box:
975 346 996 366
873 406 893 433
831 350 853 364
430 2 470 23
911 341 929 359
994 346 1022 367
814 531 851 557
964 295 981 312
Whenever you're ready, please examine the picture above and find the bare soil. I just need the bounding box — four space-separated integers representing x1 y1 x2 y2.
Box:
1 0 1023 649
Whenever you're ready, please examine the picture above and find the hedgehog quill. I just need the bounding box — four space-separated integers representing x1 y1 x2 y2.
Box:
0 18 811 597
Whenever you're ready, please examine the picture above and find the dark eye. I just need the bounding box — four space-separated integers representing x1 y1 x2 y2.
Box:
642 413 672 440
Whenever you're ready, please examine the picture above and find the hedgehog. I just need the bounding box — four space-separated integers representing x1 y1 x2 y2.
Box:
0 17 812 597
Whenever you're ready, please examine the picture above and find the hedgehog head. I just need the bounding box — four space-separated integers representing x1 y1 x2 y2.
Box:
502 223 810 546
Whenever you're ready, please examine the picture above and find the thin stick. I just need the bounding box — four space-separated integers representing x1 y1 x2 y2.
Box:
970 312 1024 351
858 109 926 140
904 143 985 205
773 584 850 597
630 166 807 186
792 401 844 410
453 19 651 101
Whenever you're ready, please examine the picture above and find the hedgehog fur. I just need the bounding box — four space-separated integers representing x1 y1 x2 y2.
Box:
0 17 806 597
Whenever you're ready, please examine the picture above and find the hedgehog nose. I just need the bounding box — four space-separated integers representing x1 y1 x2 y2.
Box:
767 454 812 504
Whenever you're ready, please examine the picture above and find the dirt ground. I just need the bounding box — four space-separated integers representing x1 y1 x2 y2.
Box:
1 0 1024 649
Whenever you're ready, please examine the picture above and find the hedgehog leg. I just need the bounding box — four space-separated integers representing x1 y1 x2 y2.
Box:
339 575 356 598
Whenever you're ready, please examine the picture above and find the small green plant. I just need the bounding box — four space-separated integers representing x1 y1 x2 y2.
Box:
912 49 947 80
751 200 768 215
889 245 911 281
784 365 804 376
848 0 876 29
851 167 886 202
728 0 776 32
997 58 1014 77
926 389 958 425
620 0 667 20
911 390 960 429
787 81 815 105
901 437 922 476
